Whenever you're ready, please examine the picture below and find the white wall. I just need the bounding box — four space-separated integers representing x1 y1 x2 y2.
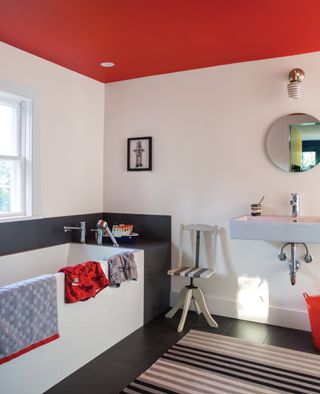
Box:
0 42 105 218
2 40 319 330
104 51 320 330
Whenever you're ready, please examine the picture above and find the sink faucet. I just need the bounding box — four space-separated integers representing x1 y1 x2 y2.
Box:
290 193 300 218
64 221 86 243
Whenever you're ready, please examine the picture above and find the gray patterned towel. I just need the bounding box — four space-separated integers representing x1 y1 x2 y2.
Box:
108 252 138 287
0 274 59 364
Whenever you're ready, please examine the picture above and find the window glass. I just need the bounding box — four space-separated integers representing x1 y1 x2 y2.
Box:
0 161 21 214
0 91 32 218
301 151 316 172
0 101 19 156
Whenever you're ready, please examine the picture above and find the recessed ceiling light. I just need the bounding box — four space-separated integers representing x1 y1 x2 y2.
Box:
100 61 115 68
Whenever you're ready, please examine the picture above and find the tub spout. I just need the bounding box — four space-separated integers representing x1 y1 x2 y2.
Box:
64 221 86 243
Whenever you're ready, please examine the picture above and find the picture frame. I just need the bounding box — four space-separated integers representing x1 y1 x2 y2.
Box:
127 137 152 171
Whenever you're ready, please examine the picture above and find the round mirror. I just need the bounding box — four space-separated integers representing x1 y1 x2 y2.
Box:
266 113 320 172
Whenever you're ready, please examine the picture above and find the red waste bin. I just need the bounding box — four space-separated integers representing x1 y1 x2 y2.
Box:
303 293 320 351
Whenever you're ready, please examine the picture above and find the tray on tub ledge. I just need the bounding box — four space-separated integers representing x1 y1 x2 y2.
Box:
102 233 139 244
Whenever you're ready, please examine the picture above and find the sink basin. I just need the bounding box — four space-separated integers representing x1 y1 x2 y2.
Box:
230 215 320 243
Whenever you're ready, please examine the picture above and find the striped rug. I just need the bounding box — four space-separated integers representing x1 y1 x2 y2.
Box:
122 329 320 394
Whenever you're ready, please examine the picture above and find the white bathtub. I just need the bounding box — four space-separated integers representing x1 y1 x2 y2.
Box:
0 243 144 394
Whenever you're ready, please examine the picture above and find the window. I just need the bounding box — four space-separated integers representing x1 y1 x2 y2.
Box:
302 151 316 172
0 91 32 219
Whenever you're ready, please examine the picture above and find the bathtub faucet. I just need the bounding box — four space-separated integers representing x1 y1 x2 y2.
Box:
90 228 104 245
64 221 86 243
96 220 119 247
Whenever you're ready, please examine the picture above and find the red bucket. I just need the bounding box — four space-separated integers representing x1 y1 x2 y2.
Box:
304 293 320 351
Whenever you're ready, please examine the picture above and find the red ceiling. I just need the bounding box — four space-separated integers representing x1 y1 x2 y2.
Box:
1 0 320 83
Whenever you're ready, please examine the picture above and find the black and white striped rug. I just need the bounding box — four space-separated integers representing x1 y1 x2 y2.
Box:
122 329 320 393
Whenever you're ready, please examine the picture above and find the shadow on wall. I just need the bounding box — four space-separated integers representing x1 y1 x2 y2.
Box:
219 227 269 322
211 227 238 318
171 225 271 323
198 227 270 323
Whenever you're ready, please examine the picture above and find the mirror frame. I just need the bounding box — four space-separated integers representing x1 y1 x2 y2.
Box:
266 113 320 173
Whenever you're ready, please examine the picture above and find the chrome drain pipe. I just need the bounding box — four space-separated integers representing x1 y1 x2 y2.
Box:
289 243 298 286
278 242 312 285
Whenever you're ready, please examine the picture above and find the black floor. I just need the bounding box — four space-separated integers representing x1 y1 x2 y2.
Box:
46 312 317 394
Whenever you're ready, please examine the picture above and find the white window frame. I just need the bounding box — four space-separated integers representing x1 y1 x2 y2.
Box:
0 90 32 219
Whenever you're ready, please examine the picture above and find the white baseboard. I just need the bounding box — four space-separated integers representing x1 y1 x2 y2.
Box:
170 291 310 331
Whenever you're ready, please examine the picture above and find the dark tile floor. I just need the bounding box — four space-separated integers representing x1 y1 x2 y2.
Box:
46 312 317 394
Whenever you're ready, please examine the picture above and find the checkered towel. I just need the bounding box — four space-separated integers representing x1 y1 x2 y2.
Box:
0 274 59 364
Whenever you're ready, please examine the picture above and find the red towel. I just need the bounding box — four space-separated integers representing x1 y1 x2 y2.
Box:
59 261 109 303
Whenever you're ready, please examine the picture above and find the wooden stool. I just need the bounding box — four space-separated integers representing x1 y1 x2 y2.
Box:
166 224 219 332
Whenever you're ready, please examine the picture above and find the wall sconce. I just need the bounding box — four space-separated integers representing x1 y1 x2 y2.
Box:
287 68 305 99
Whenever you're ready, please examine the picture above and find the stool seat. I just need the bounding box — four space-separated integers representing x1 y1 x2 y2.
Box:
166 224 219 332
168 267 214 279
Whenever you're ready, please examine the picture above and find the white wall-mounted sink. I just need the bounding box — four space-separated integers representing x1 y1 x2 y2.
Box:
230 215 320 243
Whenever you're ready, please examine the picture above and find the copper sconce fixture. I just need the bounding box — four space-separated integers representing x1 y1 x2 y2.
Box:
287 68 305 99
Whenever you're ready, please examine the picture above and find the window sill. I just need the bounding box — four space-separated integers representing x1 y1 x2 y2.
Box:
0 215 43 223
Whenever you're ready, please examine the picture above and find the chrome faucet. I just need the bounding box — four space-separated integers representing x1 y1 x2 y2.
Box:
96 220 119 247
91 228 103 245
64 221 86 243
290 193 300 218
105 226 119 247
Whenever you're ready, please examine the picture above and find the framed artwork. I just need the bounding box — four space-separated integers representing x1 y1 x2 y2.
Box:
127 137 152 171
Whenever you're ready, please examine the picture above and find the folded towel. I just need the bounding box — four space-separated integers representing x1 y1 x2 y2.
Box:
0 274 59 365
59 261 109 303
108 252 138 287
107 255 125 287
122 252 138 281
